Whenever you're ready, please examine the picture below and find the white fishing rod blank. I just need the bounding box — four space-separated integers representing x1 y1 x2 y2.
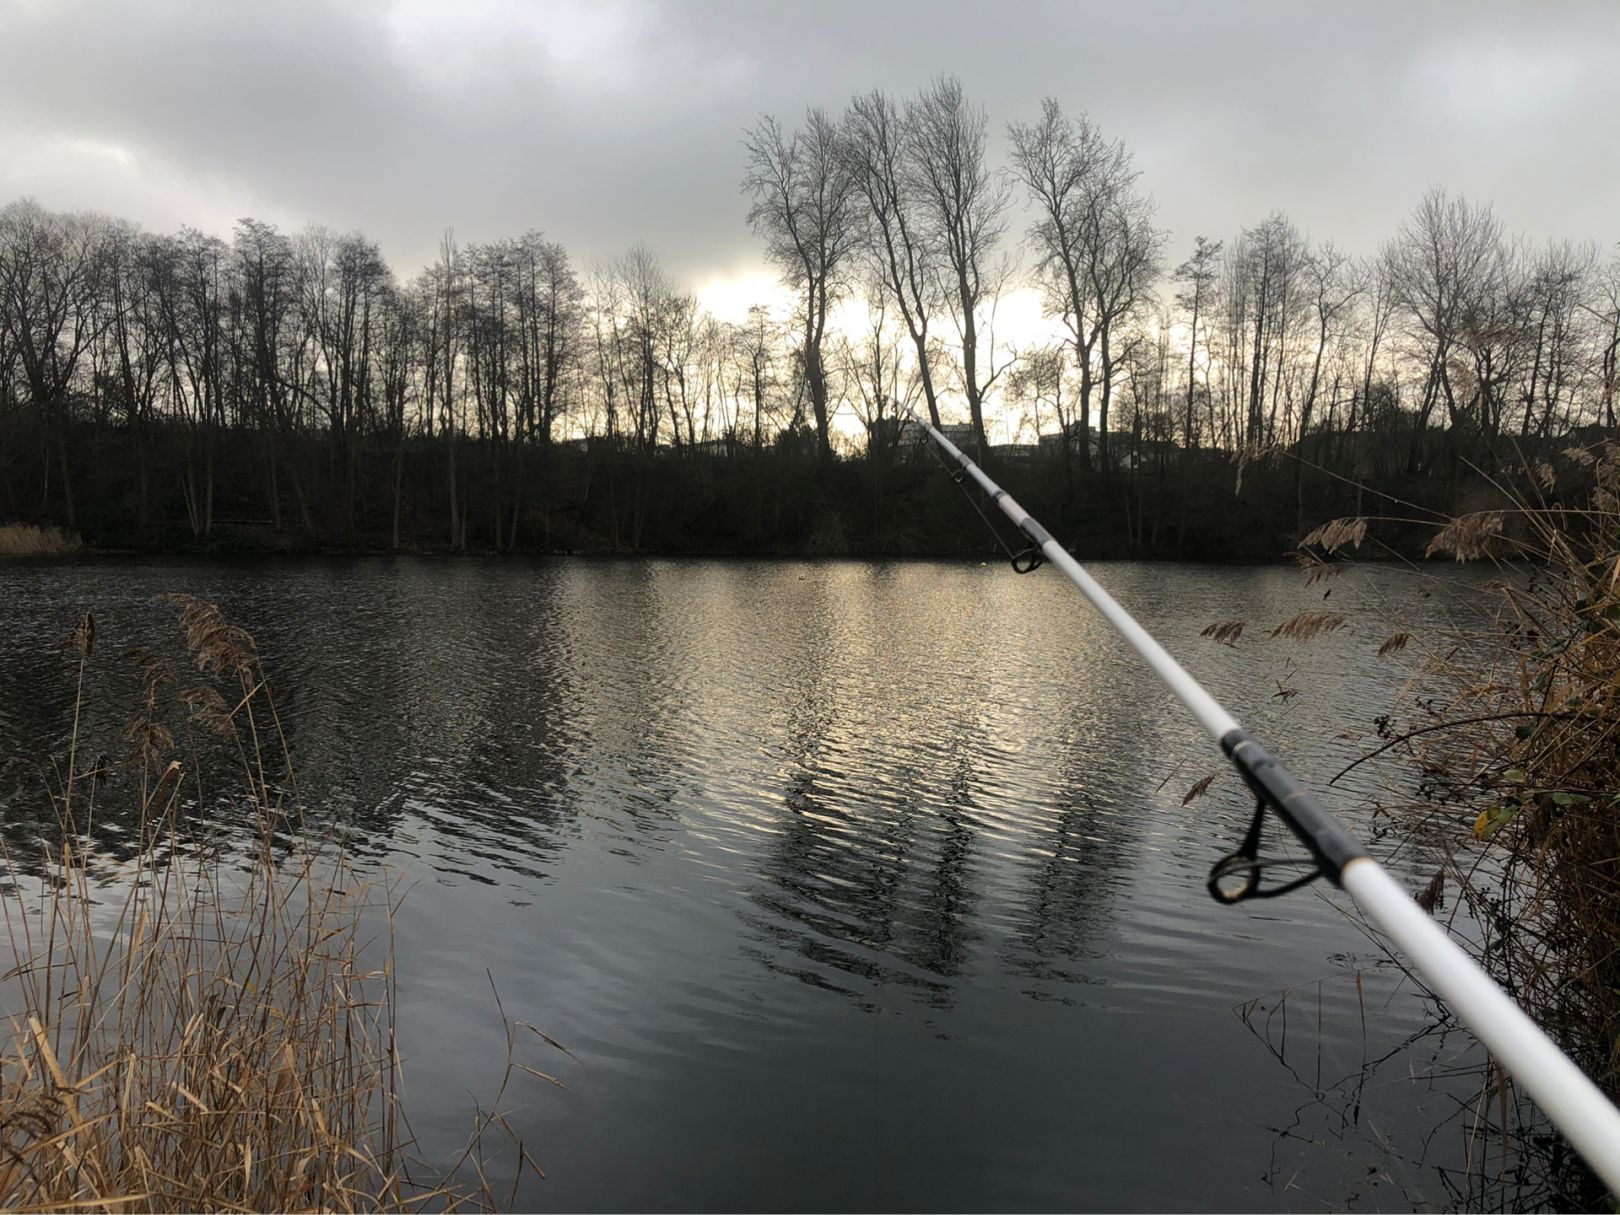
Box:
909 407 1620 1196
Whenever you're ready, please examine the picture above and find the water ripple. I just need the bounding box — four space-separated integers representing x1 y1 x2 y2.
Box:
0 555 1506 1211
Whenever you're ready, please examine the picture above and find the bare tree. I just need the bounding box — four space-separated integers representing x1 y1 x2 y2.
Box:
101 221 165 539
1005 343 1073 494
1384 189 1506 467
731 303 780 453
1587 247 1620 430
1516 240 1595 439
1009 99 1160 473
372 281 415 549
1234 213 1307 448
611 244 676 546
152 228 231 536
743 109 858 468
908 76 1010 463
512 234 580 457
300 227 391 533
1297 242 1363 450
834 290 914 459
234 217 312 532
657 290 701 452
508 233 581 544
0 200 105 527
1345 254 1396 464
843 89 944 428
1292 241 1363 523
1076 170 1161 473
583 261 626 446
464 237 516 544
1173 236 1221 453
617 243 673 454
422 230 464 547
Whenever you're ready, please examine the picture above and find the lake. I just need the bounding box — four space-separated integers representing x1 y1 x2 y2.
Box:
0 556 1511 1211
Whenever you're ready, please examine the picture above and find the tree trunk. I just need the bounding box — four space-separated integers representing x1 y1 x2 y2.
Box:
448 434 460 549
391 441 404 550
55 426 77 530
265 438 284 533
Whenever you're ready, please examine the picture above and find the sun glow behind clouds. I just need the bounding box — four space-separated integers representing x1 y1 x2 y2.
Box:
691 266 1089 447
989 287 1068 352
694 270 1078 440
694 270 792 324
697 271 1067 350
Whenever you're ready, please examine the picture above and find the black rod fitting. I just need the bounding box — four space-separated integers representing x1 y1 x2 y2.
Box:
1219 728 1369 885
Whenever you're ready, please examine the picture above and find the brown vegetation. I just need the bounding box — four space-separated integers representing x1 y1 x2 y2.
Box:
1418 445 1620 1094
1299 516 1367 555
0 600 543 1212
1425 512 1506 562
0 523 81 557
1296 443 1620 1202
1268 609 1348 641
1199 620 1245 646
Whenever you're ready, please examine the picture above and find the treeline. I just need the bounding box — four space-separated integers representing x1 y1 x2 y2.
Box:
1 75 1617 555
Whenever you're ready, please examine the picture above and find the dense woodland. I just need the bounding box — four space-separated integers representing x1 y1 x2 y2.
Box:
1 77 1617 557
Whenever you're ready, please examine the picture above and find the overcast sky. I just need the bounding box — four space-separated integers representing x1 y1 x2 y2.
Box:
1 0 1616 316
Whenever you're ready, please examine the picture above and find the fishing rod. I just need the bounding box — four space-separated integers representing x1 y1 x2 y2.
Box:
906 407 1620 1195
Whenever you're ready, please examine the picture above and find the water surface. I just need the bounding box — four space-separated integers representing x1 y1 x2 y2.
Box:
0 557 1506 1210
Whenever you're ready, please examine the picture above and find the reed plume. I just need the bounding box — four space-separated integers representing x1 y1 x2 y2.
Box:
0 597 542 1212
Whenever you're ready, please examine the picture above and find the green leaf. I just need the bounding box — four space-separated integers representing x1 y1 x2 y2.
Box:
1475 805 1517 840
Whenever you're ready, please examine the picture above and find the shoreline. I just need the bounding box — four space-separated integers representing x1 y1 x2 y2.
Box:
0 543 1427 566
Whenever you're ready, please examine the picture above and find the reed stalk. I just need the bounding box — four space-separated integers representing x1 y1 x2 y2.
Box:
0 596 531 1212
0 525 82 557
1291 443 1620 1204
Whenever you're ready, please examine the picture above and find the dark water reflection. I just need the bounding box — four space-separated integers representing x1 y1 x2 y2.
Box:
0 557 1505 1210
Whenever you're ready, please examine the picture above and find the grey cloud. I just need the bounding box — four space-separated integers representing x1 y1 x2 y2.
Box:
0 0 1615 287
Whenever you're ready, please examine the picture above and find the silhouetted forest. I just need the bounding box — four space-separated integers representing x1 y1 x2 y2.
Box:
2 78 1616 557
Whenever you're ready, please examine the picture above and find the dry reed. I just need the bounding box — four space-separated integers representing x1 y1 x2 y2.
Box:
1306 442 1620 1204
0 597 538 1212
1416 446 1620 1096
1268 609 1348 641
1199 620 1245 646
1424 511 1506 562
0 524 82 557
1180 774 1216 806
1299 515 1368 555
1375 631 1411 658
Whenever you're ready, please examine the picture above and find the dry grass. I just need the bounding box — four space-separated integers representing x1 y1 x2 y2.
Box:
0 598 539 1212
1421 447 1620 1094
0 524 82 557
1299 515 1368 555
1199 620 1245 646
1270 479 1620 1211
1375 631 1411 658
1180 774 1216 806
1268 609 1348 641
1314 442 1620 1203
1424 511 1505 562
